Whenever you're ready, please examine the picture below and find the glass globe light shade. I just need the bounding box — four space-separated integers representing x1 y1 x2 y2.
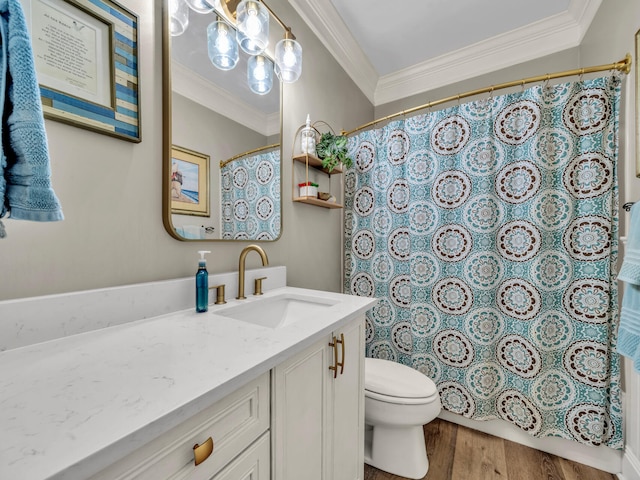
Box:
168 0 189 36
247 55 273 95
236 0 269 54
275 37 302 83
185 0 217 14
207 20 239 71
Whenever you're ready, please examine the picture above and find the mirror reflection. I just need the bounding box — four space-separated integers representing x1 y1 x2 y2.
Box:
164 0 283 241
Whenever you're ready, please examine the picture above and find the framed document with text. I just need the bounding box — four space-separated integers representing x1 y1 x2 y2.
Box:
23 0 140 142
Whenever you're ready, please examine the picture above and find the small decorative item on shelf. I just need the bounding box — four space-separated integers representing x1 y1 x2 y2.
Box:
300 114 318 155
315 132 353 173
318 191 331 201
299 181 318 197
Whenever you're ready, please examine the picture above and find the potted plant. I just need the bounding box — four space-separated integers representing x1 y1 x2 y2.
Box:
315 132 353 173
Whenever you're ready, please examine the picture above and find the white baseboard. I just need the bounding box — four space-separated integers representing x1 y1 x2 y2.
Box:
619 447 640 480
439 411 622 474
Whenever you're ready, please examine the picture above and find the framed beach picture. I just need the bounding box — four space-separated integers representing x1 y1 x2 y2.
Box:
23 0 140 142
171 145 210 217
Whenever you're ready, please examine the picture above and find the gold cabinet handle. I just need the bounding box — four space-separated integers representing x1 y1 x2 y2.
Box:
193 437 214 466
328 335 338 378
336 333 345 375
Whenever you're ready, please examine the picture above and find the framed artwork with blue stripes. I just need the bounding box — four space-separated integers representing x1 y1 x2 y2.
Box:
24 0 140 142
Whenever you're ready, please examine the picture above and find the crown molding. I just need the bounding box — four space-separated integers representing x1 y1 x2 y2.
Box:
375 0 602 105
289 0 601 107
288 0 378 103
171 61 278 137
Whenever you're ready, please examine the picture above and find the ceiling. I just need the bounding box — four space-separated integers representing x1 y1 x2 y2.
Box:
289 0 603 106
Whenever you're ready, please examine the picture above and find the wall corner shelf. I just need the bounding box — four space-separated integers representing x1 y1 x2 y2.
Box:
291 120 344 210
293 197 343 209
292 154 343 175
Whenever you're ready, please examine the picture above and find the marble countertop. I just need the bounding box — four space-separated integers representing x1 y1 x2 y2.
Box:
0 286 376 480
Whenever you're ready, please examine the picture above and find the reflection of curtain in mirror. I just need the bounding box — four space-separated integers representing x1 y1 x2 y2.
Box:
220 149 281 239
344 75 623 448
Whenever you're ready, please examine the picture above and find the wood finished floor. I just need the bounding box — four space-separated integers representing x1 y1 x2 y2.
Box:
364 419 616 480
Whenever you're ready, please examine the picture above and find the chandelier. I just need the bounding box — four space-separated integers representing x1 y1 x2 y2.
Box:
168 0 302 95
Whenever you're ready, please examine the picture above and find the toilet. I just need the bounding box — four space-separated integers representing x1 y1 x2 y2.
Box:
364 357 441 479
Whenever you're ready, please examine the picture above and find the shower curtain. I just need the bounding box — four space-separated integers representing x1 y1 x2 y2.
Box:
344 75 622 448
220 149 281 239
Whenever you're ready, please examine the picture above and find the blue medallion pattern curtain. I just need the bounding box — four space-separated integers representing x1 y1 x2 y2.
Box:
344 75 622 448
220 148 281 240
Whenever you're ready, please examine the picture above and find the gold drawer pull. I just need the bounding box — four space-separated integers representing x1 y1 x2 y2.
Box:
193 437 214 466
328 335 339 378
336 333 345 375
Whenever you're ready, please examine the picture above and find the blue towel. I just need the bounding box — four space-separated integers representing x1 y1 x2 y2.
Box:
617 202 640 369
0 0 63 236
619 203 640 284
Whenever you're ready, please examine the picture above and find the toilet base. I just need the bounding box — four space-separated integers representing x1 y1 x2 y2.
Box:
364 423 429 479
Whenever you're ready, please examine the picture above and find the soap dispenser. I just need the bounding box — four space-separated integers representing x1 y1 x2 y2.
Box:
300 114 316 155
196 250 211 312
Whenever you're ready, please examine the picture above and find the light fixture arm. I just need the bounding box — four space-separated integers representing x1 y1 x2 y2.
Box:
258 0 296 39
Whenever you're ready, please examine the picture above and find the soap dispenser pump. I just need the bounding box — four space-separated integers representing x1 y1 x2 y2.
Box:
196 250 211 312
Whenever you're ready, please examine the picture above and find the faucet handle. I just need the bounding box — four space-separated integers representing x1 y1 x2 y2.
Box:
254 277 267 296
210 284 226 305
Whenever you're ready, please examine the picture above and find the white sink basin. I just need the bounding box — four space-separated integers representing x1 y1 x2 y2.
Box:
215 293 339 328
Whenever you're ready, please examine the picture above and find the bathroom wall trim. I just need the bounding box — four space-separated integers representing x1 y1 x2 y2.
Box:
439 411 622 474
620 447 640 480
291 0 601 106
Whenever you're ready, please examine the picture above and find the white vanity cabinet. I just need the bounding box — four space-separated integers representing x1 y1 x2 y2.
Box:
89 373 270 480
272 315 365 480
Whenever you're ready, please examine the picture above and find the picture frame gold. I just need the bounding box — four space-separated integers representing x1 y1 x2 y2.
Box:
170 146 210 217
636 28 640 177
24 0 140 142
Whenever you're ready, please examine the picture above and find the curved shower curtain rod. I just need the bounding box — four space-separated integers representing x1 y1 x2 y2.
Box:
343 54 632 137
219 143 280 168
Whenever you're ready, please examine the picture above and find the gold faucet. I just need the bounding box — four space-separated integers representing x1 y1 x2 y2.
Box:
237 245 269 299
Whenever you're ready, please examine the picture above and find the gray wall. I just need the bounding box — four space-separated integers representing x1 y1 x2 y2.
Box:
171 92 270 236
0 0 373 301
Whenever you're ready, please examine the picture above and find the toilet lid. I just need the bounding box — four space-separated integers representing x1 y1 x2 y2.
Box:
365 357 437 399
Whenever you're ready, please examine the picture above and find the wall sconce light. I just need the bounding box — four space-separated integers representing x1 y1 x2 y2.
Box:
275 30 302 83
185 0 217 14
248 54 274 95
236 0 269 55
170 0 302 91
207 17 239 70
169 0 190 36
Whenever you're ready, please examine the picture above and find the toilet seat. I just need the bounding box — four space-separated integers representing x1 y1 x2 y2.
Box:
365 358 438 404
365 389 438 405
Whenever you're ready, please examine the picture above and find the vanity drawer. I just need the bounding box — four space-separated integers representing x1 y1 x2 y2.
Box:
91 372 270 480
211 431 270 480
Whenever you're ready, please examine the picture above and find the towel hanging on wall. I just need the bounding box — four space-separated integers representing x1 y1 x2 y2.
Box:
0 0 64 238
618 201 640 372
